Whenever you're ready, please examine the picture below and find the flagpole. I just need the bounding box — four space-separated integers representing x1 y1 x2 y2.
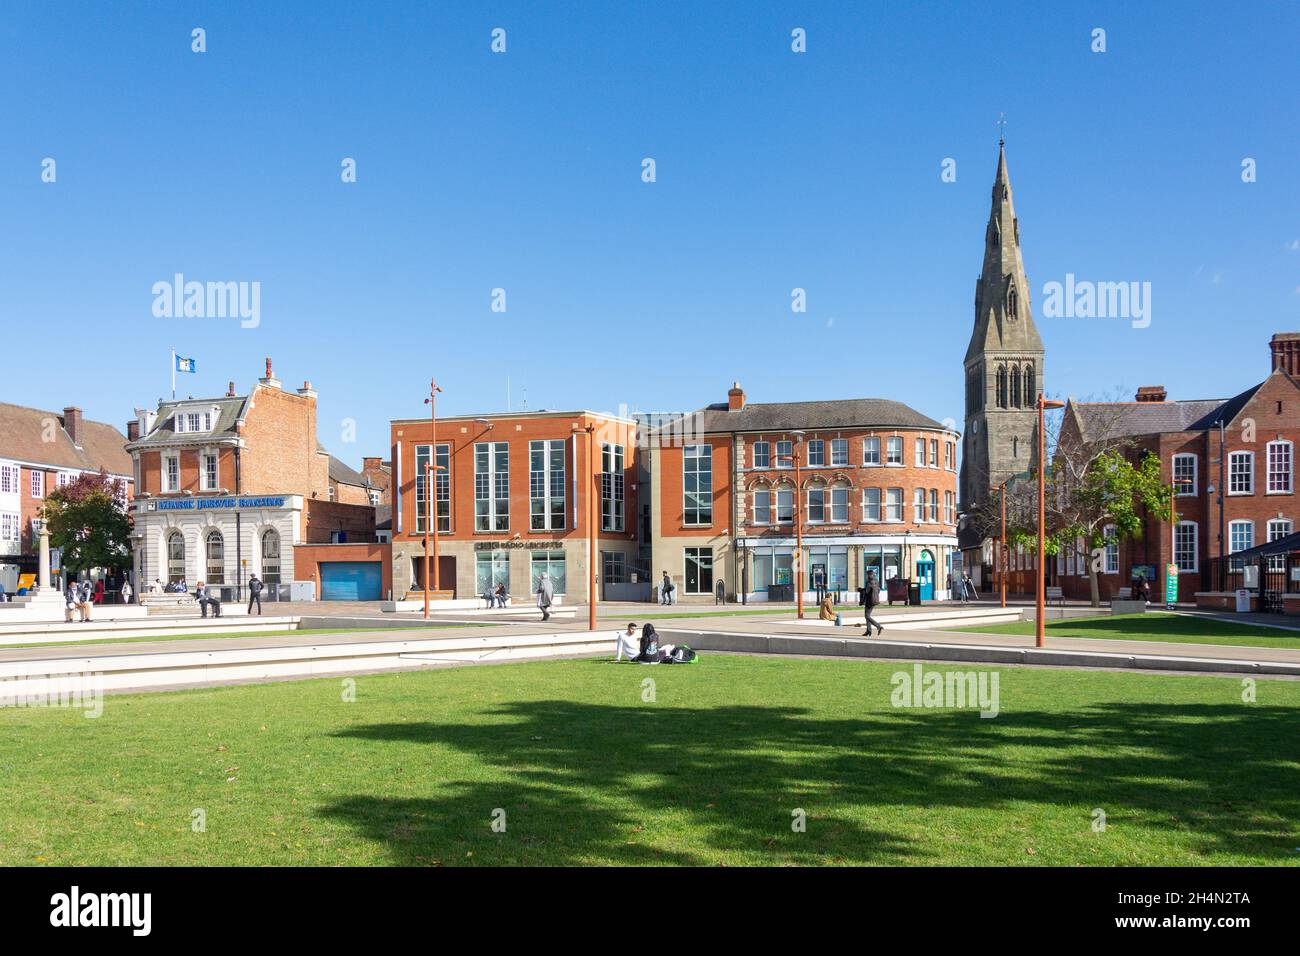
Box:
171 348 176 400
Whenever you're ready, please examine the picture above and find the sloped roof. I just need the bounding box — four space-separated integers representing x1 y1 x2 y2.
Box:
129 395 248 447
0 402 132 475
662 398 950 436
1070 397 1233 442
328 455 369 488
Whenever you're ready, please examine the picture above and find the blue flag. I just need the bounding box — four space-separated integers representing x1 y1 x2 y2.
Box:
175 355 197 373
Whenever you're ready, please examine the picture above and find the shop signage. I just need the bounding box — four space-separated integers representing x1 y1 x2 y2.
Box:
155 496 287 512
474 540 565 551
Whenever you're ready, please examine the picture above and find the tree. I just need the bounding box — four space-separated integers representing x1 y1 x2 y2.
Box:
42 471 132 577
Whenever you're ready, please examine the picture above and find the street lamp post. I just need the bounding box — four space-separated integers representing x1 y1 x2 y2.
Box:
1036 395 1066 647
776 431 806 619
999 480 1007 609
572 422 598 632
422 377 443 620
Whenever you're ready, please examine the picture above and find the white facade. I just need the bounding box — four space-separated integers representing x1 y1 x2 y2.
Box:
130 494 303 595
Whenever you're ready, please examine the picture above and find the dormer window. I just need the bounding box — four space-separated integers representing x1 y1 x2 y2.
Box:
174 407 215 433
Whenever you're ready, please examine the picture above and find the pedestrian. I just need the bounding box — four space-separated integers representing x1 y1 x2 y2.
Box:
956 572 969 604
861 571 883 637
963 571 978 602
78 578 93 622
536 571 554 622
247 574 263 615
613 622 640 662
494 582 507 608
64 580 79 622
121 579 133 605
661 571 675 605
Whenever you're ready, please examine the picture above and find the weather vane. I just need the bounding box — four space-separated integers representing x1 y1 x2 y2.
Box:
997 112 1007 145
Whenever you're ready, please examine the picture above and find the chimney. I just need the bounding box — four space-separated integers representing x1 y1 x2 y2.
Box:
227 381 235 397
1270 333 1300 377
126 420 140 442
259 356 281 390
362 457 382 471
727 381 745 411
1135 386 1167 403
297 380 317 399
62 406 83 446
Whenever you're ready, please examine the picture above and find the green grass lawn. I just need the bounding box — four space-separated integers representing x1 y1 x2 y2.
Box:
952 612 1300 649
2 655 1297 866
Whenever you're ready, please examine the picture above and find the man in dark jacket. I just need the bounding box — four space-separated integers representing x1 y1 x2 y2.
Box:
861 572 883 637
248 575 264 615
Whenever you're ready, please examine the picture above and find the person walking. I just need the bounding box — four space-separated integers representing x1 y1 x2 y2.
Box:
963 571 978 602
121 579 133 605
247 574 264 615
536 571 554 622
861 571 883 637
956 572 970 604
78 578 93 622
661 571 675 605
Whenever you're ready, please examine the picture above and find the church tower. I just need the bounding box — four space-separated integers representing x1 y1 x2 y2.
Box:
960 139 1045 512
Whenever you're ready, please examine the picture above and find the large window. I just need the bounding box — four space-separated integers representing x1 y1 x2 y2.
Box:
476 550 510 595
753 488 771 524
602 551 627 585
261 529 281 585
886 437 903 466
830 485 849 523
1267 519 1292 572
1229 451 1254 495
752 441 770 469
775 440 793 467
863 437 880 466
1267 441 1293 494
806 545 849 591
807 439 825 467
1172 453 1197 496
776 487 794 523
1228 520 1254 571
885 488 903 522
1175 522 1198 573
1102 523 1119 574
0 512 19 545
164 455 180 493
600 442 624 532
415 444 451 533
167 531 185 584
529 439 566 531
530 551 566 594
929 439 939 468
204 530 224 585
475 442 510 532
863 545 902 584
807 486 825 523
915 438 925 467
684 547 713 595
830 439 848 466
944 491 956 524
913 488 926 522
928 489 939 523
0 464 18 495
683 444 712 526
862 488 881 522
30 469 43 498
201 452 218 491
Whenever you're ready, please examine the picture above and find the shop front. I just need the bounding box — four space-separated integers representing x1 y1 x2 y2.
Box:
735 534 959 603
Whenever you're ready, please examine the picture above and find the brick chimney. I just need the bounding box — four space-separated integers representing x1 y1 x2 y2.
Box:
1270 333 1300 377
727 381 745 411
362 456 382 471
126 420 140 442
62 406 83 446
1135 386 1167 403
227 381 236 397
259 356 281 390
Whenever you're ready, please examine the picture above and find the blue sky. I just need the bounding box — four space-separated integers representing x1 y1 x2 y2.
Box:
3 1 1297 462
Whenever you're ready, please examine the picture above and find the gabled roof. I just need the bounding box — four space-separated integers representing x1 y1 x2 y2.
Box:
0 402 132 475
328 455 370 488
129 395 249 447
1067 377 1272 442
660 398 951 436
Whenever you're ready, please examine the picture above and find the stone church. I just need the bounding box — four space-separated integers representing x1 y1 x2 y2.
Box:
958 140 1046 583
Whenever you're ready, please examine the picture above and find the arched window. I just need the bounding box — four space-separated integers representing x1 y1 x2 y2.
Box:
167 531 185 584
996 366 1008 408
1007 283 1018 320
1025 366 1036 405
205 530 225 585
261 529 281 585
1011 366 1022 407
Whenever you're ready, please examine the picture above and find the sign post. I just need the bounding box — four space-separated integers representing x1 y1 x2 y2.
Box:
1165 562 1178 610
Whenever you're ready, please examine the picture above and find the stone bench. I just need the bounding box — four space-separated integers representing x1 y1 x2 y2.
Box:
1110 599 1147 614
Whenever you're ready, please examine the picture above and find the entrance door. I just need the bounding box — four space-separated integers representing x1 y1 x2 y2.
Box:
917 550 935 601
320 561 382 601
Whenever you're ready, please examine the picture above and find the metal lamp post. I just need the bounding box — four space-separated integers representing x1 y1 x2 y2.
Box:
776 431 806 619
1036 395 1065 647
572 422 598 631
422 377 443 620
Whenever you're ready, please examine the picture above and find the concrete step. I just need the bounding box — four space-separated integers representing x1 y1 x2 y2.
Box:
0 616 300 645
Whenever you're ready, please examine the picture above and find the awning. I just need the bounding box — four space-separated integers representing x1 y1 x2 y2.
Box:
1227 530 1300 561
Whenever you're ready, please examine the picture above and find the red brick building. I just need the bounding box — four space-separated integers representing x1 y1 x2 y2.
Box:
1058 333 1300 604
0 402 133 589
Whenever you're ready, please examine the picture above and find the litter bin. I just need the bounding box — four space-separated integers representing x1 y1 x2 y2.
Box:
886 578 910 605
767 583 794 603
907 583 921 606
1235 588 1251 613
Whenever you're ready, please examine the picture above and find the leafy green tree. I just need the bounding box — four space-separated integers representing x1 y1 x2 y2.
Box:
42 471 132 577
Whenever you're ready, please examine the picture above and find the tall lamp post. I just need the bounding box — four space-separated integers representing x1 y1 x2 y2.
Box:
572 422 598 632
1036 395 1066 647
998 479 1008 609
776 431 806 619
422 377 443 620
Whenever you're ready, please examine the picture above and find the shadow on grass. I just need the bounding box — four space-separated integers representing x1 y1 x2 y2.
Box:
1046 614 1296 641
318 697 1300 865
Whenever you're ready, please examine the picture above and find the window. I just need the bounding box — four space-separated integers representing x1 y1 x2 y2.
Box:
929 439 939 467
885 488 903 522
945 442 954 470
683 444 712 526
863 437 881 466
201 452 218 491
204 530 225 585
167 531 185 584
1011 366 1022 407
776 488 794 523
1175 521 1198 573
57 471 77 489
600 442 624 532
886 437 903 465
913 488 925 522
684 547 713 595
753 489 771 524
1229 451 1254 494
830 486 849 523
261 529 281 585
368 489 381 506
602 551 627 585
30 470 43 498
476 550 511 595
775 440 793 467
807 487 825 523
1267 441 1293 494
529 439 566 531
1025 366 1036 405
915 438 926 467
944 491 955 524
530 551 566 594
1228 520 1254 571
475 442 510 532
752 441 770 469
1172 453 1197 496
0 464 17 494
862 488 881 522
1102 523 1119 574
1267 518 1292 572
996 366 1008 408
164 455 179 493
415 444 451 533
928 489 939 523
0 512 18 544
175 409 213 433
830 439 848 466
807 440 825 467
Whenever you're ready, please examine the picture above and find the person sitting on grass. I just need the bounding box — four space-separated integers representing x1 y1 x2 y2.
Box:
614 622 641 662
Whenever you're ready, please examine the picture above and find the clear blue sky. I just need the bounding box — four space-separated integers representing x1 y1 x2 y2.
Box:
3 1 1296 462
